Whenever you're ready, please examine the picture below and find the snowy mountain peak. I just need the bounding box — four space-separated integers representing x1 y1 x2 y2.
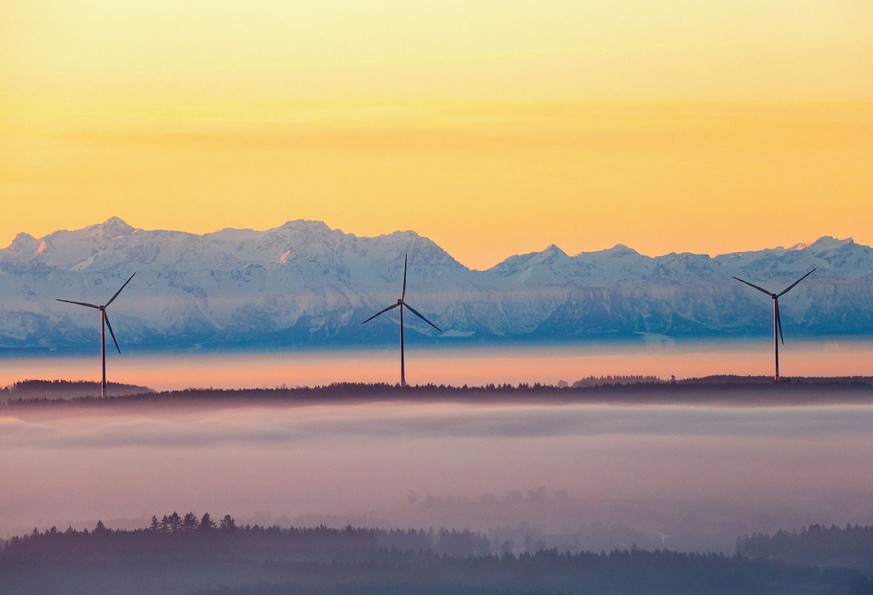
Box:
276 220 331 232
578 244 641 259
538 245 571 266
490 244 572 278
805 236 855 251
7 232 38 252
91 217 135 236
543 244 567 255
607 244 639 256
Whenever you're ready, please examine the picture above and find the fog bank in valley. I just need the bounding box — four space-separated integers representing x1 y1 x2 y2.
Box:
3 394 873 552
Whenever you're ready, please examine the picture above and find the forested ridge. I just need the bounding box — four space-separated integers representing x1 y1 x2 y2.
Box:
3 516 873 594
737 524 873 572
6 376 873 410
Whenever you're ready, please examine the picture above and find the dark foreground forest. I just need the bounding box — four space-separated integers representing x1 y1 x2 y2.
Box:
3 516 873 594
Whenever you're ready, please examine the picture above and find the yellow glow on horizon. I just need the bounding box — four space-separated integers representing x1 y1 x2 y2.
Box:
2 2 872 268
2 99 871 268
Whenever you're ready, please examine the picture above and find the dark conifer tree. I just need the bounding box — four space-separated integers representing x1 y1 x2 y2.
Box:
220 514 236 531
199 513 216 531
168 512 182 533
182 512 198 533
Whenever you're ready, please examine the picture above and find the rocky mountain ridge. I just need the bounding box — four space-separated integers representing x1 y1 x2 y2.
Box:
1 218 871 352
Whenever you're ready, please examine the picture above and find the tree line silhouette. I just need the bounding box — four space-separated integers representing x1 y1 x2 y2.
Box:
737 523 873 572
6 376 873 410
147 512 236 533
1 379 150 399
2 513 490 563
3 517 873 594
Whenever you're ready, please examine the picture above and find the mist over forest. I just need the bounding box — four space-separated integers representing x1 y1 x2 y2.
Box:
3 388 873 556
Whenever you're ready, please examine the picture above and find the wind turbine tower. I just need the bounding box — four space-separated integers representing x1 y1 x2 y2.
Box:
362 255 442 387
57 273 136 398
733 269 815 381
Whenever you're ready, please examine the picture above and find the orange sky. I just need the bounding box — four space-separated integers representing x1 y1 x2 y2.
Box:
2 1 872 269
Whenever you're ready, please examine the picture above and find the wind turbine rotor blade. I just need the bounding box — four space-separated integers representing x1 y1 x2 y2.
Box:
362 302 401 324
401 254 408 301
732 277 773 296
56 299 100 309
774 299 785 344
777 268 816 297
105 272 136 307
403 303 443 333
104 312 121 354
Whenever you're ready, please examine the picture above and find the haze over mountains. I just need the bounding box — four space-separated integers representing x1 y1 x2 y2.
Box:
1 218 872 352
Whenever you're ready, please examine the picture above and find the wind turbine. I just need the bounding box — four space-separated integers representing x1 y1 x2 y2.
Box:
733 269 815 381
362 255 441 387
57 273 136 398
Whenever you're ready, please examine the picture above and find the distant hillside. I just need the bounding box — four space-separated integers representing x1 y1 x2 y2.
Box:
2 379 152 401
2 218 872 352
5 377 873 408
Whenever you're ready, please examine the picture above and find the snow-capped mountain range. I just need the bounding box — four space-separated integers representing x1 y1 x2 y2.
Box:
1 218 872 352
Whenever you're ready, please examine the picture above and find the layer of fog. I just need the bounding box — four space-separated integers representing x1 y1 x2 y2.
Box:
3 396 873 553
